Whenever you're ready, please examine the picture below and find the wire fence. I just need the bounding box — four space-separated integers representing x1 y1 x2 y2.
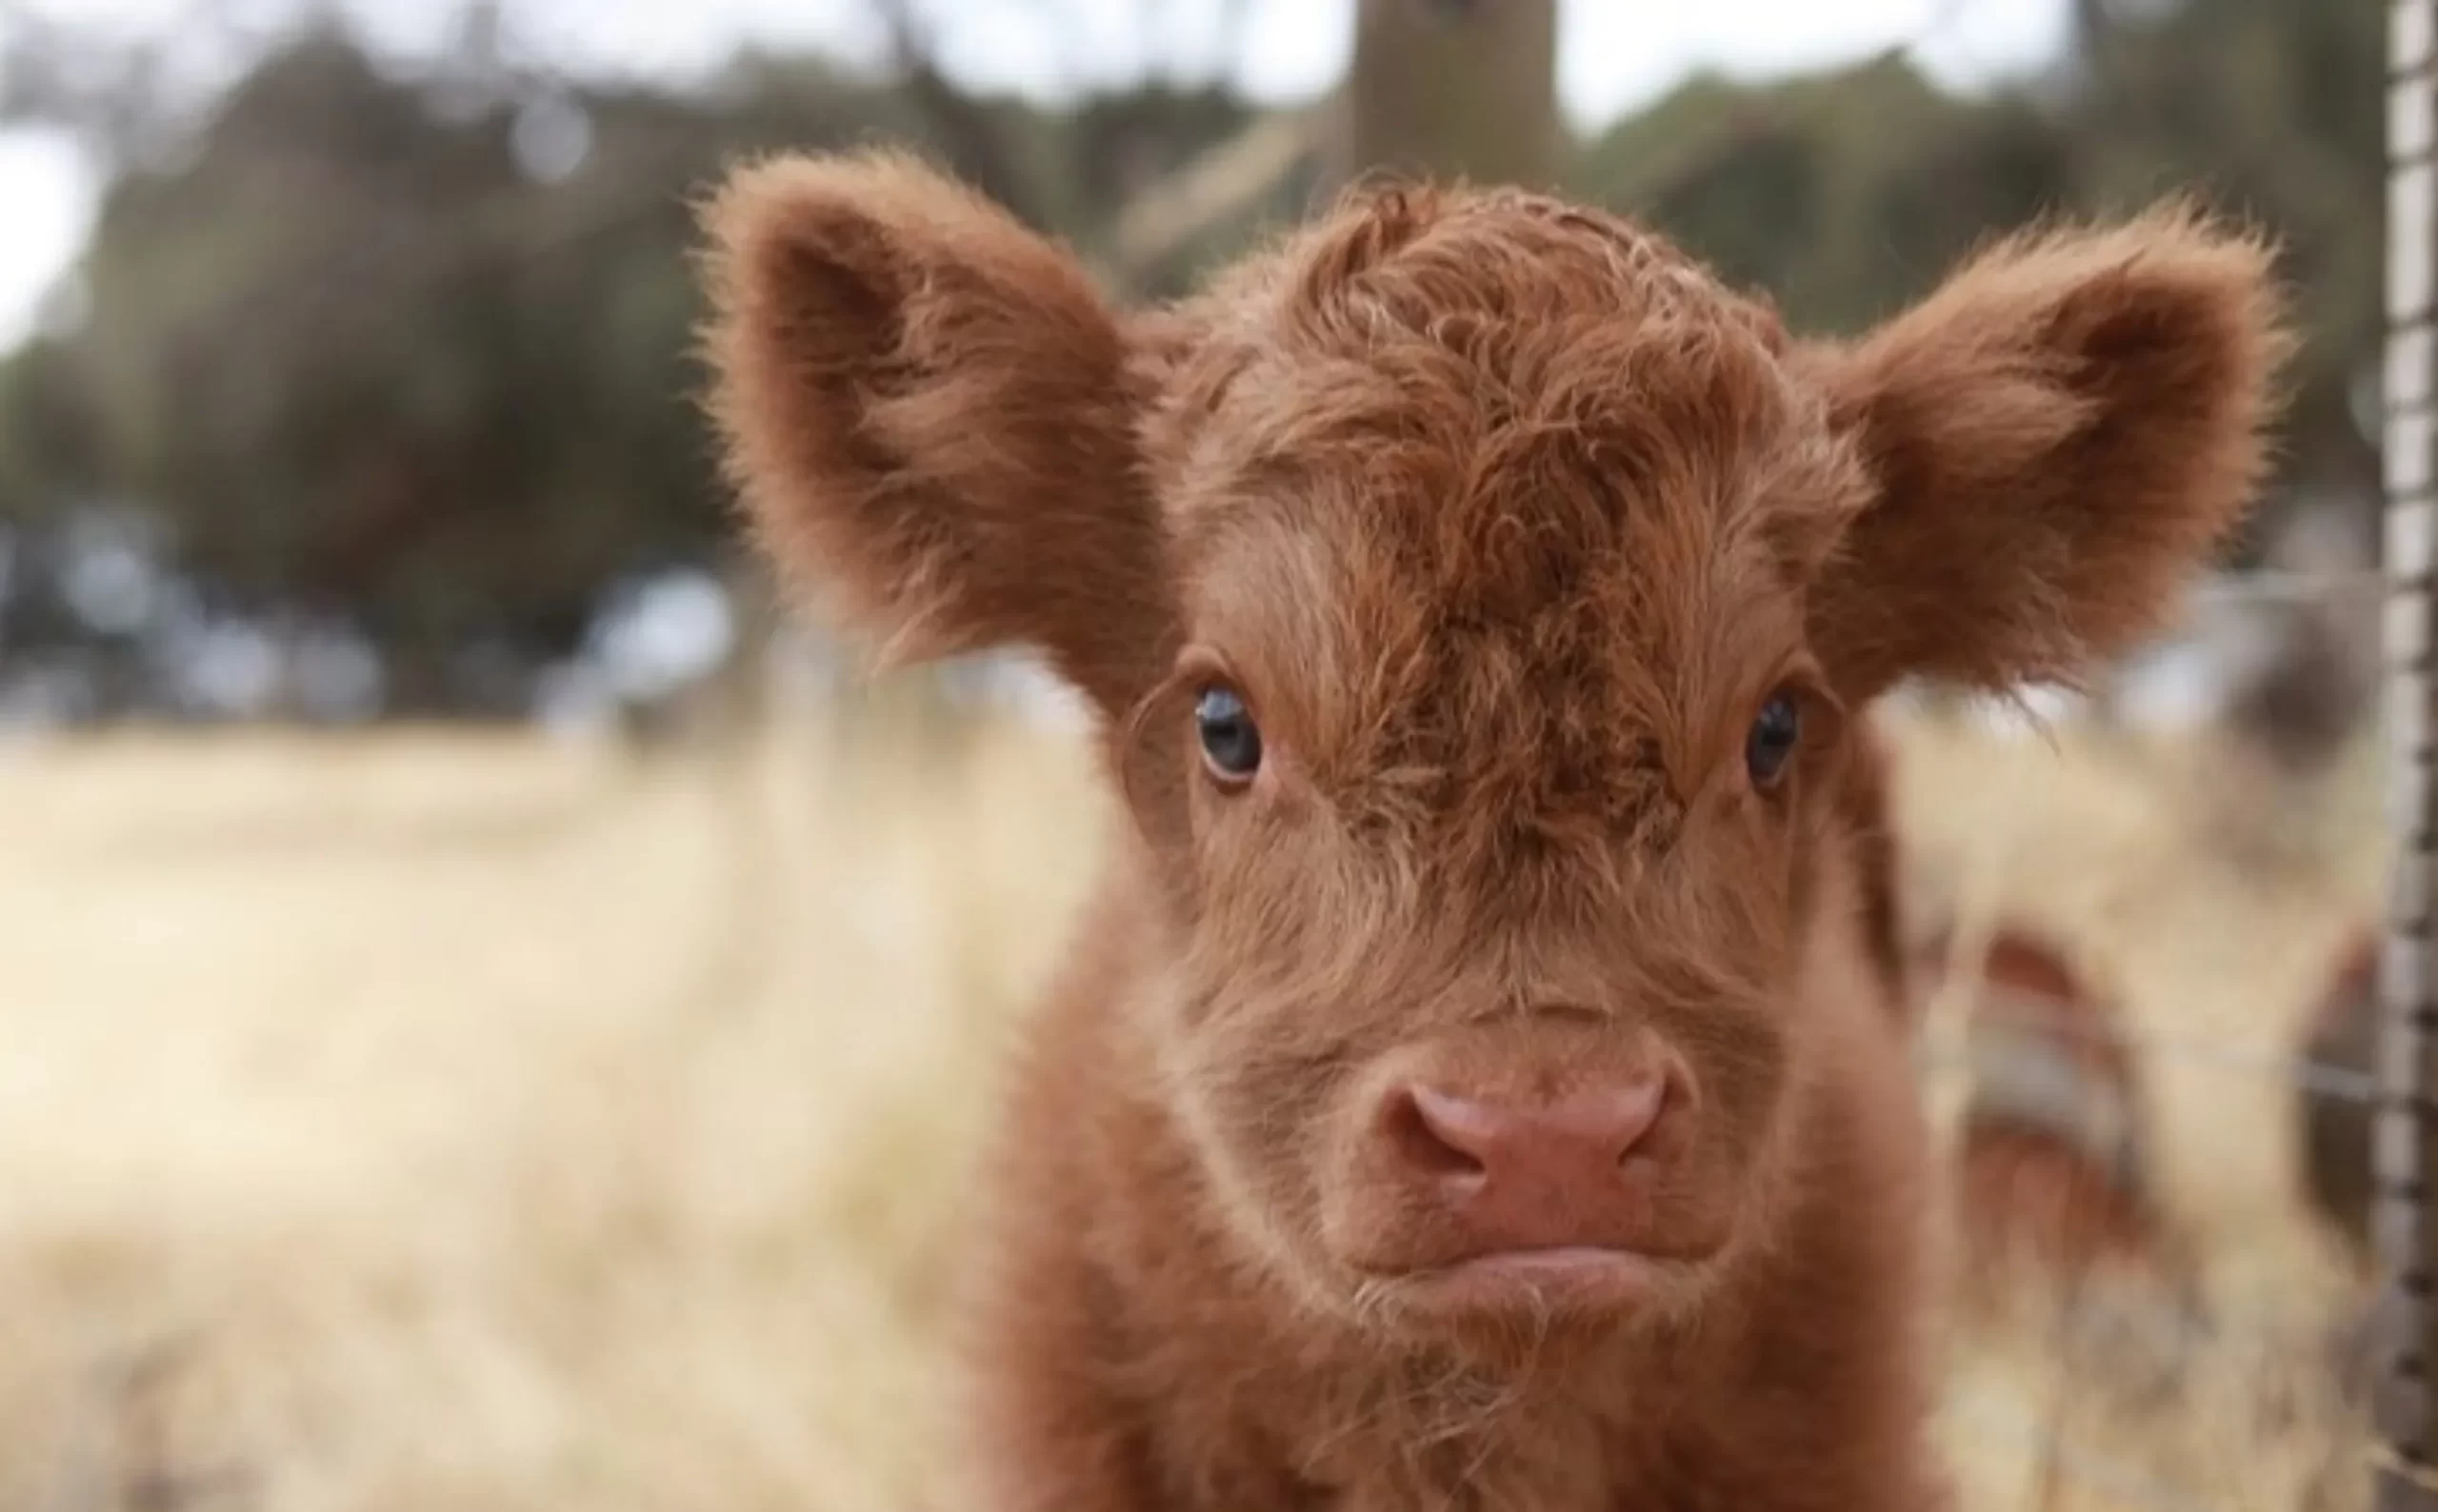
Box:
2385 0 2438 1496
1868 925 2382 1512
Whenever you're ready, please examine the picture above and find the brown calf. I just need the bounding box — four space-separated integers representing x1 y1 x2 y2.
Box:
698 151 2285 1511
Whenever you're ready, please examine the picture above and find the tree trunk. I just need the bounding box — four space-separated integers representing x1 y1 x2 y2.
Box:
1328 0 1560 195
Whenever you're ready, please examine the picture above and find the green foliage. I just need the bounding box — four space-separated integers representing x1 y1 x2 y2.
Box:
0 21 1266 663
1573 58 2077 335
1566 0 2381 561
0 0 2389 669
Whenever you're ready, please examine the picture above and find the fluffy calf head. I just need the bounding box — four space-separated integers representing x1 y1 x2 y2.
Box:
700 150 2286 1352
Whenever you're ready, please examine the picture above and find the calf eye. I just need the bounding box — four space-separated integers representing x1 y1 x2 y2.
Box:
1745 691 1801 788
1195 686 1263 785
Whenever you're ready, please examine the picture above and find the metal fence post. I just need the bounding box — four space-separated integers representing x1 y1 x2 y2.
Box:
2383 0 2438 1505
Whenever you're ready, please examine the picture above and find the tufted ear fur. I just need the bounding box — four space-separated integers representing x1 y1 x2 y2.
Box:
697 148 1177 719
1799 201 2293 704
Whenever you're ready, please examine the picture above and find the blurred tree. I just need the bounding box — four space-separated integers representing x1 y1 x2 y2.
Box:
0 0 2393 714
0 12 1276 710
1569 0 2381 565
1575 57 2077 335
0 21 957 704
1331 0 1559 191
2058 0 2383 550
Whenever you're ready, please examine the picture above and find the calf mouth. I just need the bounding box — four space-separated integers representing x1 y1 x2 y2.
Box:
1348 1240 1717 1328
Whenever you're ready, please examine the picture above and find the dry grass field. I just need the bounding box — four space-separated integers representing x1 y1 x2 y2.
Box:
0 686 2394 1511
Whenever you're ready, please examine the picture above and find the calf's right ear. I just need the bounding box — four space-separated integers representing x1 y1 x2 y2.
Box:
1795 202 2290 706
697 149 1176 719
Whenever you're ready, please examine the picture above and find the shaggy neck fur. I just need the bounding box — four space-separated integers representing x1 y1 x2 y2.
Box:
951 822 1946 1512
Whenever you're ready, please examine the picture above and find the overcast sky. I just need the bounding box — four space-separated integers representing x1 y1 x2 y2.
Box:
0 0 2070 349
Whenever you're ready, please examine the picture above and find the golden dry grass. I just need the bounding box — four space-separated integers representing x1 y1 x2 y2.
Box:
0 692 2393 1511
1892 711 2388 1512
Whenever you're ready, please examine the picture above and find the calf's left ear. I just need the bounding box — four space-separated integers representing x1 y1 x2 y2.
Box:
1797 201 2294 704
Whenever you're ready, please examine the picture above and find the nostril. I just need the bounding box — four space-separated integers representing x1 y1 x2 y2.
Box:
1387 1086 1490 1179
1606 1077 1669 1166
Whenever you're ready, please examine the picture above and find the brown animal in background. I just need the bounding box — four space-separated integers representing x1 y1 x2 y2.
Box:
698 149 2284 1511
2296 926 2377 1268
1936 928 2168 1300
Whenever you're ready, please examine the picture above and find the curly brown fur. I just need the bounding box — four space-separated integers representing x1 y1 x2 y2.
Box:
698 149 2286 1512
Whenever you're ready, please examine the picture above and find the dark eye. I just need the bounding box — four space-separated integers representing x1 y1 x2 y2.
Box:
1745 691 1801 788
1195 685 1263 784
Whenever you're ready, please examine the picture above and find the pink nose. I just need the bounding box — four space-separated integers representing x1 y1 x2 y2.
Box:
1388 1080 1669 1253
